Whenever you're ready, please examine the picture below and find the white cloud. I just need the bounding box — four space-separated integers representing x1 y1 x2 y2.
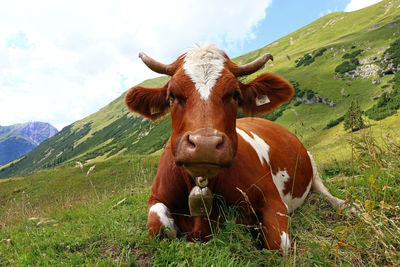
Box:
345 0 382 12
0 47 10 70
0 0 272 129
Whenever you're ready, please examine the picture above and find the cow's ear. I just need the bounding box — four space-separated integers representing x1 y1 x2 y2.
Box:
125 84 169 120
239 73 294 115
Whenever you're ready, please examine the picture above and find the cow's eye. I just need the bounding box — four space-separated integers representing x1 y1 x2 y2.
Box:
233 91 240 101
169 92 176 101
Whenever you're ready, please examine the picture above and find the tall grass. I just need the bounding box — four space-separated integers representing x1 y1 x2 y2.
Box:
345 133 400 265
300 131 400 266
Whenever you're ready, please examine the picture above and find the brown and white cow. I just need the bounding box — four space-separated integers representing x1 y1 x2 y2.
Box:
125 44 347 254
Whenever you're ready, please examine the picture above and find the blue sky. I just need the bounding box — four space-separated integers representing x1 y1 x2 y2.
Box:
0 0 382 130
241 0 350 55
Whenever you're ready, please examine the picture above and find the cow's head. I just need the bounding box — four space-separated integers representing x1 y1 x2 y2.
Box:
125 44 293 178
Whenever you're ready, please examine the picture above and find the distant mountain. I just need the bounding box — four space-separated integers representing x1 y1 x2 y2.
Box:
1 0 400 178
0 122 58 165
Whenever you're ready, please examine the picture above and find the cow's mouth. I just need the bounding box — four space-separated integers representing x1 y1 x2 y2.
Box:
182 162 228 178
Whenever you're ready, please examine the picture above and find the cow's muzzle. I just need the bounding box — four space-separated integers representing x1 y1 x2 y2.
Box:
175 128 234 178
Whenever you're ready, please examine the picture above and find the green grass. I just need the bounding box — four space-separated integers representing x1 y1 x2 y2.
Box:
1 132 399 265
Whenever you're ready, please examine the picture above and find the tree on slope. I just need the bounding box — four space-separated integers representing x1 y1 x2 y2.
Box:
344 100 365 132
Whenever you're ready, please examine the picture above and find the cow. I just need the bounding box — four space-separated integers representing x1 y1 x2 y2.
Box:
125 44 348 254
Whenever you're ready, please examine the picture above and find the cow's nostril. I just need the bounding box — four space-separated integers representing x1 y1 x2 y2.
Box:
216 136 224 150
187 135 196 149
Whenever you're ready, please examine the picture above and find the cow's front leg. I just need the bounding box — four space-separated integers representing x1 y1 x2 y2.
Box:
147 202 178 239
260 200 291 255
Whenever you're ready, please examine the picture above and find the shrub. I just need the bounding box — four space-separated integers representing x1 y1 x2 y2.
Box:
325 116 344 129
265 108 284 121
296 54 314 67
294 101 302 106
394 70 400 86
295 47 327 68
366 89 400 120
350 58 360 66
290 81 318 104
384 38 400 67
342 49 362 59
305 89 315 99
313 47 327 57
335 49 362 75
296 90 305 98
366 72 400 120
335 61 358 74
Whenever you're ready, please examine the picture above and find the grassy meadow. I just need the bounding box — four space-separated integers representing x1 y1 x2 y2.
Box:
1 130 399 265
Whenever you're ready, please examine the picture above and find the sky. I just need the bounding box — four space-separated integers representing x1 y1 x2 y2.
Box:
0 0 382 130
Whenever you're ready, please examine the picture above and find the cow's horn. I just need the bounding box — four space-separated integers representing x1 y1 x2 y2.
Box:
138 52 177 76
232 53 273 77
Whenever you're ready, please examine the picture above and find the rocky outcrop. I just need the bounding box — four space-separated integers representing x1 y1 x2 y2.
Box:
380 62 400 76
353 64 382 79
296 95 336 107
342 58 399 79
372 79 380 84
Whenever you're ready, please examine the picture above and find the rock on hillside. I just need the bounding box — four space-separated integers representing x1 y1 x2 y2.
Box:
0 122 58 165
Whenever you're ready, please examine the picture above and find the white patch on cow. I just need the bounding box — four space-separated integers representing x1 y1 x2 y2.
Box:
272 169 312 213
289 179 312 213
149 203 177 239
255 95 270 106
271 169 290 209
280 231 291 256
236 127 311 213
183 43 226 100
236 128 270 166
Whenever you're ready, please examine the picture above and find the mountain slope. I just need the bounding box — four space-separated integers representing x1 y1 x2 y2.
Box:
0 77 171 178
1 0 400 178
0 137 36 166
0 122 58 166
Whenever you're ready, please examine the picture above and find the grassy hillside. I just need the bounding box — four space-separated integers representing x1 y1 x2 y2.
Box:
238 0 400 165
1 0 400 178
0 136 35 166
